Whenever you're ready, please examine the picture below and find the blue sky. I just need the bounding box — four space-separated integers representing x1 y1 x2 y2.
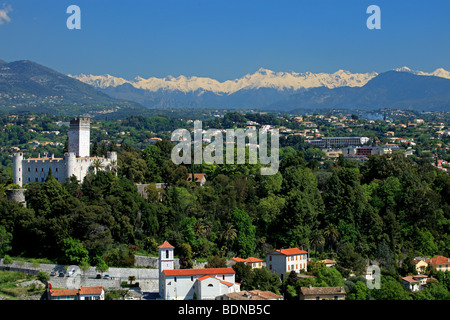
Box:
0 0 449 81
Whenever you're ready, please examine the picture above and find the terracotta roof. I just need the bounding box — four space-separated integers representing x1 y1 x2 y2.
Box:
79 286 104 295
301 286 346 296
249 290 282 300
320 259 336 264
272 248 308 256
245 257 263 263
158 241 175 249
426 256 450 265
222 290 281 300
402 276 420 284
187 173 206 182
163 267 235 277
50 289 79 297
49 286 104 297
232 257 263 263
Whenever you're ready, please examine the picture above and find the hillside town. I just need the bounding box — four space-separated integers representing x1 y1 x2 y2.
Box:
0 109 449 302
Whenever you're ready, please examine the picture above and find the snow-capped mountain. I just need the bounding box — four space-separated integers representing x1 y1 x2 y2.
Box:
393 66 450 79
68 67 450 110
70 67 450 95
70 68 379 94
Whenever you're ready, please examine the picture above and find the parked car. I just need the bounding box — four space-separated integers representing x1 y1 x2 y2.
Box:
50 271 56 277
58 272 65 277
103 275 110 279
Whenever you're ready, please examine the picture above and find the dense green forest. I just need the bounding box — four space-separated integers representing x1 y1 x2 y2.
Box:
0 112 449 300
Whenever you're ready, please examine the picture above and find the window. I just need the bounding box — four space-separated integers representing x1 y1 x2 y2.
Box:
269 256 272 261
222 275 225 280
56 168 58 172
166 250 169 259
334 296 338 300
174 277 177 282
28 168 30 172
191 276 193 281
208 284 213 287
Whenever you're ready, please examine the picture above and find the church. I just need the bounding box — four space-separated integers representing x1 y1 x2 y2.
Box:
13 117 117 187
158 241 241 300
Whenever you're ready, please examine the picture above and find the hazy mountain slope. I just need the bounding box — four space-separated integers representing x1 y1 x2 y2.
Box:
271 71 450 111
0 60 144 117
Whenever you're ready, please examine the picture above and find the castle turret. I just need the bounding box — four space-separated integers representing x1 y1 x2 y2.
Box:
13 152 23 187
68 118 91 158
65 152 77 181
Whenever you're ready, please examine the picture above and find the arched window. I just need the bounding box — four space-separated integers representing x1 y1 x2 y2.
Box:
208 284 213 287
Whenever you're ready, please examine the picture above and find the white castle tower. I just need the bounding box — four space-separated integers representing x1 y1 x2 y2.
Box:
68 118 90 158
158 241 175 297
12 117 117 187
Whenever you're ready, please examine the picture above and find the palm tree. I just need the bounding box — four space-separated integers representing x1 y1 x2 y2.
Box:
310 229 325 258
220 223 237 255
323 224 340 252
108 159 118 175
89 159 104 174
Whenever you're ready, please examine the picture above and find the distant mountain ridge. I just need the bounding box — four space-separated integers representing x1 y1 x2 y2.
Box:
1 59 449 113
271 71 450 111
70 66 450 111
71 66 450 94
0 59 144 117
71 68 379 93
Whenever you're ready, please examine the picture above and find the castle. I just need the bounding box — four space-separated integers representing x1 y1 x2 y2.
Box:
13 118 117 187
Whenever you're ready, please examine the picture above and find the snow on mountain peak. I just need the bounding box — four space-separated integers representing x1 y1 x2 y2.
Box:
70 66 449 94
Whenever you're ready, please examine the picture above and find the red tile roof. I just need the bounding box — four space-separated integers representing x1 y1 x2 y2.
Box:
273 248 308 256
232 257 263 263
79 286 104 295
197 275 235 287
50 289 79 297
426 256 450 265
187 173 206 182
158 241 175 249
163 267 235 277
49 286 104 297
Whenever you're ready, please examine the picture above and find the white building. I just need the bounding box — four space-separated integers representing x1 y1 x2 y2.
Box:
158 241 240 300
13 118 117 186
266 248 308 281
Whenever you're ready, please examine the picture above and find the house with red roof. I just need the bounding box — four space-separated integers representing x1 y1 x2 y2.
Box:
401 275 429 292
425 256 450 272
187 173 207 186
47 284 104 300
158 241 240 300
266 247 308 280
230 256 263 269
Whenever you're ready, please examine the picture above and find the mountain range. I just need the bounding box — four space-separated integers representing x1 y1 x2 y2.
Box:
70 67 450 111
0 60 143 117
1 59 450 114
